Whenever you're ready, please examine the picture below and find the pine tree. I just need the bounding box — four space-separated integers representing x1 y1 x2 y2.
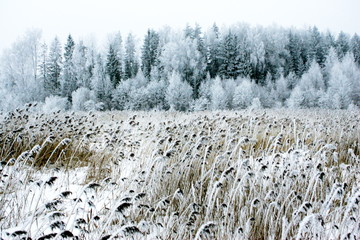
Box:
237 36 252 78
285 31 304 77
46 37 62 95
106 33 123 87
184 24 195 39
249 31 266 81
205 23 221 78
191 24 207 95
38 42 48 92
193 23 207 62
336 31 350 60
61 35 77 102
350 34 360 66
219 31 239 79
308 26 326 67
106 44 122 87
324 31 336 49
262 27 287 83
124 33 139 79
141 29 160 78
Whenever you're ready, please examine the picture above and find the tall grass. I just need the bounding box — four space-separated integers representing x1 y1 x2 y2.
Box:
0 108 359 239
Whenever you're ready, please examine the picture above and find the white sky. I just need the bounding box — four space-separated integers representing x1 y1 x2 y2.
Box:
0 0 359 51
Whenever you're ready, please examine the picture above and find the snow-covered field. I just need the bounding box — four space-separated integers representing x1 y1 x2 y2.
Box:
0 109 359 239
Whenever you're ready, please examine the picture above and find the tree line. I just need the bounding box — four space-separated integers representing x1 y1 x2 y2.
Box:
0 23 359 112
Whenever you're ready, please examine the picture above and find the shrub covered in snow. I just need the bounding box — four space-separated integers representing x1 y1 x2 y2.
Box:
42 95 68 113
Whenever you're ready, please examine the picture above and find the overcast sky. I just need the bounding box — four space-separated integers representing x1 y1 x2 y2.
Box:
0 0 359 51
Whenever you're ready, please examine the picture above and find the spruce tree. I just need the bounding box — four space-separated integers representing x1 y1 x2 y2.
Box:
336 31 350 60
237 37 252 78
61 35 77 102
285 32 304 77
350 34 360 66
205 23 221 78
219 31 239 79
106 44 122 87
193 24 207 84
308 26 326 67
141 29 160 78
38 42 48 92
124 33 139 79
46 37 62 95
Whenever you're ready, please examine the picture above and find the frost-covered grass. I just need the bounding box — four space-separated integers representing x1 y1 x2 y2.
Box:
0 108 359 239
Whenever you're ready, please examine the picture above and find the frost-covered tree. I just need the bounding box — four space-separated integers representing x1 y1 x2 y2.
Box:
73 40 91 88
160 37 204 98
112 81 131 110
106 44 122 87
124 33 139 79
210 77 227 110
218 31 240 79
205 23 221 78
112 70 148 110
350 34 360 66
249 30 265 81
233 78 256 109
259 74 278 108
275 74 290 105
91 54 113 109
322 47 339 86
308 26 327 67
1 24 358 111
237 34 252 78
325 61 352 109
192 77 212 111
61 35 77 101
46 37 62 95
123 71 149 110
166 72 193 111
288 61 325 108
130 72 166 110
0 29 43 110
285 31 305 77
286 72 298 90
336 32 350 60
141 29 160 78
324 31 336 50
339 53 360 106
42 95 68 113
192 24 207 81
223 78 237 109
106 32 123 87
72 87 99 111
261 26 288 81
38 42 48 92
141 79 168 110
